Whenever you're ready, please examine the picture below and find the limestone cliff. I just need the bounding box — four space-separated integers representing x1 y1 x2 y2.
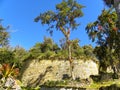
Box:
21 59 99 87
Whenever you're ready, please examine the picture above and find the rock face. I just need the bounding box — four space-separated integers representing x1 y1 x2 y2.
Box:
21 59 98 87
1 77 21 90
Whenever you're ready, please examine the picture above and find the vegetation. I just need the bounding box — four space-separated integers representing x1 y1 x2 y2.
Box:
0 19 9 47
0 0 120 89
28 37 95 61
29 37 60 60
35 0 84 80
86 9 120 76
103 0 120 28
0 63 20 89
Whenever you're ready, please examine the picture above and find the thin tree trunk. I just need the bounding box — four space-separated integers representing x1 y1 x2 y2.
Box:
69 44 75 80
67 39 75 80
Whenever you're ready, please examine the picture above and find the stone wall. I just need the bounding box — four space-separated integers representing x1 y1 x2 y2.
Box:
21 59 98 86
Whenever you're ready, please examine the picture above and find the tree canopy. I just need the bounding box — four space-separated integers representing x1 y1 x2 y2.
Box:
86 9 120 73
103 0 120 27
0 20 9 47
35 0 84 38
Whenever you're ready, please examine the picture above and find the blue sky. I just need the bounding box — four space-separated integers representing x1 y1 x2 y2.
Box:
0 0 104 50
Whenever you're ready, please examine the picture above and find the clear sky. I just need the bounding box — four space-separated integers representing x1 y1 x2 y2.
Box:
0 0 104 50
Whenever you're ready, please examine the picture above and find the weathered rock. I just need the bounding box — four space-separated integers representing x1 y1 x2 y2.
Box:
21 59 99 87
4 77 21 90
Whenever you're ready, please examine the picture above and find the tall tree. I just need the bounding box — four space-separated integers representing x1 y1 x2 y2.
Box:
0 19 9 47
35 0 84 79
86 9 120 76
103 0 120 27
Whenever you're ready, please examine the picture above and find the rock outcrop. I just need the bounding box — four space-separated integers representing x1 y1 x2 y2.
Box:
21 59 98 87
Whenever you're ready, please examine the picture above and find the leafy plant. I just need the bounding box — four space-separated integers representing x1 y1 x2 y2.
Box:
0 63 19 79
0 63 20 89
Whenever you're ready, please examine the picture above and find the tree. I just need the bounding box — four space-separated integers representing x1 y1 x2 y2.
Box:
29 42 42 58
0 19 9 47
103 0 120 27
42 37 54 53
35 0 84 79
0 47 14 64
13 46 28 68
86 9 120 76
70 39 82 58
83 45 94 58
29 37 60 60
0 46 27 69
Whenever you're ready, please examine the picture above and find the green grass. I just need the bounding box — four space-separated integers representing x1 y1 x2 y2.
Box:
85 79 120 89
21 86 41 90
21 79 120 89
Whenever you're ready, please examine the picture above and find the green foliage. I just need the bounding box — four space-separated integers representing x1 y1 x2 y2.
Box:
13 46 29 68
0 47 14 64
55 49 68 59
0 63 19 79
29 37 60 60
28 38 95 60
35 0 84 37
103 0 120 29
34 0 84 67
86 9 118 44
71 39 84 58
86 9 120 73
0 46 29 69
29 43 42 58
0 20 9 47
83 45 94 58
21 86 40 90
39 51 56 60
86 9 119 47
35 0 84 80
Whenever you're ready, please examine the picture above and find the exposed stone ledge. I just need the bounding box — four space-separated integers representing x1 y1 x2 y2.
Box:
21 59 99 87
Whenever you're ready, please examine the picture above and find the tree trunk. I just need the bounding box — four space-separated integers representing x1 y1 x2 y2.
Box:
109 50 118 79
68 44 75 80
114 0 120 28
67 39 75 80
112 65 118 79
